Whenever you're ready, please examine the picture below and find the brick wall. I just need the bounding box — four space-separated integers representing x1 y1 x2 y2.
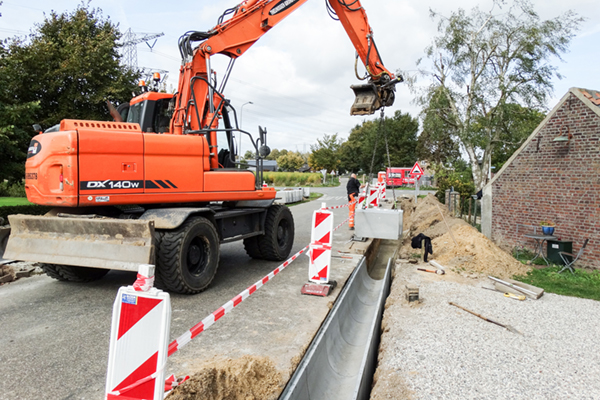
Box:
492 92 600 269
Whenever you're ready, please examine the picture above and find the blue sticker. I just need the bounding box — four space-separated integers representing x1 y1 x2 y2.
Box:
122 293 137 305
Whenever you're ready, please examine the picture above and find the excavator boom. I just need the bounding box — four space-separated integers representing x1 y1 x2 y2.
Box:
4 0 401 293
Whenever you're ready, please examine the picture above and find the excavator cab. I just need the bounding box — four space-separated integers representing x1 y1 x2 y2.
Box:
117 92 174 133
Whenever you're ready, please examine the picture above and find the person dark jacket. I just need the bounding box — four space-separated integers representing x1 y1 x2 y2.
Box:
347 176 361 201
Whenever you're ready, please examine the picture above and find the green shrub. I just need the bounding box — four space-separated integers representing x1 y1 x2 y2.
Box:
0 205 52 223
0 181 26 197
263 172 324 187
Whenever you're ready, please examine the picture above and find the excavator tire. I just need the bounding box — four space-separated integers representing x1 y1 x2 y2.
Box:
40 264 109 282
157 216 220 294
243 236 264 259
257 205 295 261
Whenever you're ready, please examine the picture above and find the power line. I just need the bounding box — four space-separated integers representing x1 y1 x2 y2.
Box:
120 28 165 70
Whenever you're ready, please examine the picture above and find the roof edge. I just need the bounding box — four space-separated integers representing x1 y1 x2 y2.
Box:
487 87 596 188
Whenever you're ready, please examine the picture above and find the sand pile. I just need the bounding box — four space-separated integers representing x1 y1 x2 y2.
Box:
399 194 530 279
166 355 282 400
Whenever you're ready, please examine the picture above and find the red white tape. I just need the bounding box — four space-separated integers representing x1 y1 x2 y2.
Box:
323 199 356 210
166 210 352 358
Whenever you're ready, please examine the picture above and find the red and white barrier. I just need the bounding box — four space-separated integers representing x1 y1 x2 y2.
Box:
105 202 354 396
308 203 334 284
378 171 386 201
105 265 171 400
367 186 380 208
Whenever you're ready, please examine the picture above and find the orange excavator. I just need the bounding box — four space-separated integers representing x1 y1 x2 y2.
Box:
4 0 401 293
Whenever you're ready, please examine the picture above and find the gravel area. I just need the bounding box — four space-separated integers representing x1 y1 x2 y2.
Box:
371 263 600 400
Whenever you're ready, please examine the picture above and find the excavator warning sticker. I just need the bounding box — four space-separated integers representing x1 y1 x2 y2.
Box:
269 0 300 15
80 180 143 190
27 140 42 158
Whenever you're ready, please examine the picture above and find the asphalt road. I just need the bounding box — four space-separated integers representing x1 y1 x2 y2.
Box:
0 183 354 400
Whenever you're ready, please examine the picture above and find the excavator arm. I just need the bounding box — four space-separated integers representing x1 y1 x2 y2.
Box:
170 0 401 154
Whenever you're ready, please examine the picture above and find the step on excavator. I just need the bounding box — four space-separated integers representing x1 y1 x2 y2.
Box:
4 0 402 294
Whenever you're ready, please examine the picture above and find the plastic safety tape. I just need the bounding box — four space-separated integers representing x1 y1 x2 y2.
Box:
323 200 357 210
166 211 351 357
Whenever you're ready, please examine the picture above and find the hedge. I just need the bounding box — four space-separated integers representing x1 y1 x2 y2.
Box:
0 205 52 224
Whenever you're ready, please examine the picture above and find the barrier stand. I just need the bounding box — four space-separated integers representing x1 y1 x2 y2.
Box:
105 264 172 400
378 171 386 201
367 186 380 208
349 194 356 230
302 202 336 297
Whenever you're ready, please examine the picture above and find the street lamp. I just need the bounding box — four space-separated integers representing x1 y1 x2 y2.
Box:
239 101 253 160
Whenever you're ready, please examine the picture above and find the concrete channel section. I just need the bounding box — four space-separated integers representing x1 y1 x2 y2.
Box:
280 240 396 400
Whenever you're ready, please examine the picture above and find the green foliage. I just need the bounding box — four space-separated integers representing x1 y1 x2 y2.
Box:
263 172 323 187
266 148 288 161
513 264 600 301
412 1 582 189
434 161 475 203
308 134 341 173
0 181 26 197
0 204 51 222
416 86 461 165
0 3 139 182
277 152 305 172
243 150 255 160
339 110 418 174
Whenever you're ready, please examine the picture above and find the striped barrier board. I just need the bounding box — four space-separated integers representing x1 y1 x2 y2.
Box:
105 286 171 400
308 203 334 284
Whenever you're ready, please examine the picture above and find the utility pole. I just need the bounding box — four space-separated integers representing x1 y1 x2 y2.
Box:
121 28 165 70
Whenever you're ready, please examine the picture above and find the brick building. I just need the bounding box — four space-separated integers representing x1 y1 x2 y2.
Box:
482 88 599 269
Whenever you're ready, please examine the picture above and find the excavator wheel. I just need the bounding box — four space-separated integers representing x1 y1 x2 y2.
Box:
257 205 295 261
157 216 220 294
40 264 109 282
243 236 264 259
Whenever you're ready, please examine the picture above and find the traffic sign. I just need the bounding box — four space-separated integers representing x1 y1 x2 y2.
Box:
410 162 423 176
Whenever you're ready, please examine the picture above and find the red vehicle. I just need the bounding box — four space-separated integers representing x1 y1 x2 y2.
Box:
386 167 414 187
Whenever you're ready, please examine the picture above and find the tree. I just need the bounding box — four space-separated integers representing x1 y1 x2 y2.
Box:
339 110 418 174
277 152 304 172
411 0 582 189
0 43 40 182
416 86 461 166
308 134 341 173
0 4 139 182
266 148 288 161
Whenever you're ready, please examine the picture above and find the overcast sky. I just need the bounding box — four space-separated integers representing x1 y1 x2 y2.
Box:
1 0 598 154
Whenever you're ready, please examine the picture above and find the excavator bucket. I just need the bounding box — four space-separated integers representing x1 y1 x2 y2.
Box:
350 83 382 116
4 215 155 271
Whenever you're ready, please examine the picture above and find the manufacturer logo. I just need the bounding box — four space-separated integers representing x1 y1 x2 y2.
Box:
80 180 143 190
27 140 42 158
25 173 38 180
122 293 137 305
269 0 300 15
95 196 110 203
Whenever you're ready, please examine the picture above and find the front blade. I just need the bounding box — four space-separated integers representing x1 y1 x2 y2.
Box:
4 215 154 271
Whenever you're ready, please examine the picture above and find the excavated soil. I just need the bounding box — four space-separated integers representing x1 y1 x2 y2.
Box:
166 355 282 400
398 194 529 279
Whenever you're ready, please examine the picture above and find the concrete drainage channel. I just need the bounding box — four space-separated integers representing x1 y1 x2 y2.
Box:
280 240 397 400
